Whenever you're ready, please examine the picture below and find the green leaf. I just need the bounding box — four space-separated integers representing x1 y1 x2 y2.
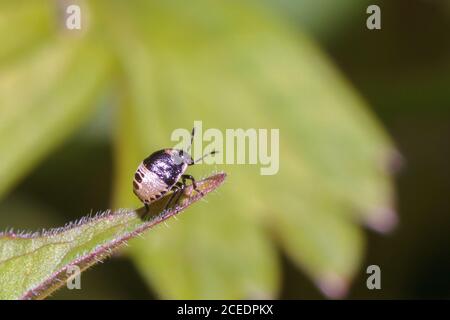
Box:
0 173 226 300
120 0 397 226
105 0 396 298
274 189 365 298
130 189 280 299
0 0 54 65
0 0 398 299
0 37 112 199
106 2 280 299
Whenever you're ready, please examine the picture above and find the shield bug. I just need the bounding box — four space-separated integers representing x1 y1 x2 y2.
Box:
133 128 216 212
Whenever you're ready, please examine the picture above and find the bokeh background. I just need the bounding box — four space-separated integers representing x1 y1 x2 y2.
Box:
0 0 449 299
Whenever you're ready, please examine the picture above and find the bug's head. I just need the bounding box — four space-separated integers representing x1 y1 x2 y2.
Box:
171 127 218 166
165 148 192 167
177 149 194 166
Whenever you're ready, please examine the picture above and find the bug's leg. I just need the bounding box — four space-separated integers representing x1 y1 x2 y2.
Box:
164 186 179 211
181 174 203 196
172 181 187 207
164 182 184 211
140 202 151 220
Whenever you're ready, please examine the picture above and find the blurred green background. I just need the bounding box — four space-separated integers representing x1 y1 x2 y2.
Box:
0 0 449 299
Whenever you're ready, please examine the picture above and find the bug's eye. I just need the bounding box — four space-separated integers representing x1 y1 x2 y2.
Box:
171 150 186 165
178 150 187 162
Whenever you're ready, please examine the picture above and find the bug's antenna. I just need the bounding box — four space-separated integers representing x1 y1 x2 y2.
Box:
194 150 218 164
186 127 195 153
